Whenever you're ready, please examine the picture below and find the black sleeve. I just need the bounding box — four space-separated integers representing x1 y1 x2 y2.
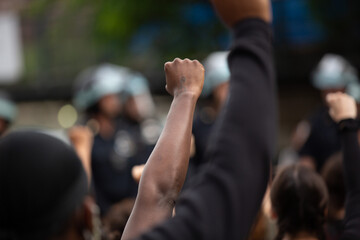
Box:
135 19 276 240
339 119 360 240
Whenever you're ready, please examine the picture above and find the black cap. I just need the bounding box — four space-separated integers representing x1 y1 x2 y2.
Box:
0 131 88 239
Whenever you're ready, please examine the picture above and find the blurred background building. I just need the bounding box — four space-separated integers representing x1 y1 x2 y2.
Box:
0 0 359 155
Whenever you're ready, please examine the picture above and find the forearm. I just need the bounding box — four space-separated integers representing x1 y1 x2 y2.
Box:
202 19 275 238
140 92 197 204
132 19 276 240
73 145 92 184
207 19 275 181
121 93 197 240
68 126 93 186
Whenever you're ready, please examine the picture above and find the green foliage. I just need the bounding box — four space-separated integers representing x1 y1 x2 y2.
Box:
20 0 226 85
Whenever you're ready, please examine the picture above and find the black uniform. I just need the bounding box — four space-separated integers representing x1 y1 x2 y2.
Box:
192 111 215 168
185 110 216 185
92 117 153 214
135 18 277 240
299 106 341 171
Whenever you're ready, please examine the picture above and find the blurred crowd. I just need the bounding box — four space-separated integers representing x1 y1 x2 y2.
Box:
0 0 360 240
0 51 233 239
0 51 359 240
1 50 359 240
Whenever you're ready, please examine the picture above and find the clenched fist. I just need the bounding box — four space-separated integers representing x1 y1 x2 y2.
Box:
326 92 357 123
164 58 204 99
211 0 272 27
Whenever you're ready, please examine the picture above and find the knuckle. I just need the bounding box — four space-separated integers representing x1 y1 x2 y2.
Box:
164 62 172 70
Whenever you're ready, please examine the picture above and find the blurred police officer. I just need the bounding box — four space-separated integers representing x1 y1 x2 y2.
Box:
298 54 359 171
74 64 155 215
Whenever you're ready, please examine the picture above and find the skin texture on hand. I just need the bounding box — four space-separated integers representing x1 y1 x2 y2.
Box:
121 59 204 240
326 93 357 123
211 0 272 27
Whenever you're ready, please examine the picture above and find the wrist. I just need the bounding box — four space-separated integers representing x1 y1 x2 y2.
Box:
173 91 199 102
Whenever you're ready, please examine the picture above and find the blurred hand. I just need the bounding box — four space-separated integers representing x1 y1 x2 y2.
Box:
69 126 93 149
164 58 204 99
132 164 145 183
210 0 272 27
326 92 357 123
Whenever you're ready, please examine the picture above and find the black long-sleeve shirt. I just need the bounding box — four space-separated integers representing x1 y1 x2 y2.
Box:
134 18 276 240
339 119 360 240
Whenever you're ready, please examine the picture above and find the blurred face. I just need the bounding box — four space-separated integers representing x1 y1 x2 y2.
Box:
98 94 122 118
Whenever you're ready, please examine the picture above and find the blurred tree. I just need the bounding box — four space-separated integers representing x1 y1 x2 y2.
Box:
20 0 227 88
16 0 359 95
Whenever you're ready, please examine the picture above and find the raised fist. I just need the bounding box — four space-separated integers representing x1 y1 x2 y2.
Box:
164 58 204 99
326 92 357 123
211 0 272 27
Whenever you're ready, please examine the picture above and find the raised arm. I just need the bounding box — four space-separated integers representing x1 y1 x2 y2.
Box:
131 0 276 239
326 93 360 240
121 59 204 240
68 126 94 184
211 0 272 26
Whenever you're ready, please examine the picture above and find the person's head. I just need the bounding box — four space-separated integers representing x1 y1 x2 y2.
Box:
202 51 230 111
73 64 128 119
321 152 345 221
97 94 122 118
312 54 358 103
102 199 135 240
0 131 99 240
270 164 328 240
0 91 17 136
